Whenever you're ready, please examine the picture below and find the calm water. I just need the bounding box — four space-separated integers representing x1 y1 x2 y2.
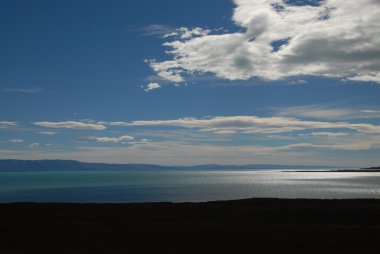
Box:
0 170 379 202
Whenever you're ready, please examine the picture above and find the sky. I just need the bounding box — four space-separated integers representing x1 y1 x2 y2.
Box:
1 0 380 167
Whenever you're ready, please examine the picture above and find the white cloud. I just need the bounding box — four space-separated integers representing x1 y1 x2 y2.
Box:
29 143 40 148
276 105 380 120
289 79 308 85
4 139 380 167
276 139 380 152
309 132 350 137
140 24 175 37
276 105 356 120
148 0 380 84
0 121 17 129
361 109 380 114
78 134 134 143
148 60 185 83
34 121 106 130
128 138 152 145
4 88 42 93
144 82 161 92
10 139 23 143
36 132 58 136
163 27 211 40
105 115 380 134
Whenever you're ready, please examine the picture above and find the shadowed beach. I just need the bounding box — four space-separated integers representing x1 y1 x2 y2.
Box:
1 198 380 254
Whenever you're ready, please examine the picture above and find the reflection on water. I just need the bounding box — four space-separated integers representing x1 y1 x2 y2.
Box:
0 170 379 202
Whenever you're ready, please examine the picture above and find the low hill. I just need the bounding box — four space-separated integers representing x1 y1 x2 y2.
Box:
365 166 380 170
0 159 344 172
0 160 174 172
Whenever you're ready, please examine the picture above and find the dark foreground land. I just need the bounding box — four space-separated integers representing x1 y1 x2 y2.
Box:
1 199 380 254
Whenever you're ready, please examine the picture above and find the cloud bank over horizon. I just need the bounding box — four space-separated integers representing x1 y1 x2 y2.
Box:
148 0 380 86
2 105 380 167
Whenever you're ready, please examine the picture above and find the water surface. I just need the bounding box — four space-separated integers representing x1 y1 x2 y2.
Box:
0 170 379 202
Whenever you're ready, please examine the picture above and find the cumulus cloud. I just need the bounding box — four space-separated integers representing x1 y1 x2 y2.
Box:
148 0 380 84
0 121 17 128
144 82 161 92
106 115 380 134
148 60 185 83
78 134 135 143
34 121 106 130
163 27 212 40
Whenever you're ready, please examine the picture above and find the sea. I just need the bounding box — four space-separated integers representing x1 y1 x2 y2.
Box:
0 170 379 203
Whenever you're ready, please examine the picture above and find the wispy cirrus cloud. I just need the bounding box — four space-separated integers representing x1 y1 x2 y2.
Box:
0 121 17 129
4 88 43 93
275 139 380 152
276 105 380 120
10 139 23 143
361 109 380 114
288 79 308 85
308 132 350 137
140 24 176 37
36 132 58 136
276 105 356 120
140 24 212 40
77 134 134 143
29 143 40 148
34 121 106 130
103 115 380 135
148 0 380 84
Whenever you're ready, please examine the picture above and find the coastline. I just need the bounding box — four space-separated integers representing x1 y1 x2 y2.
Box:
1 198 379 253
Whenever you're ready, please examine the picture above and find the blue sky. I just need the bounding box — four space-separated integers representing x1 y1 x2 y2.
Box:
1 0 380 167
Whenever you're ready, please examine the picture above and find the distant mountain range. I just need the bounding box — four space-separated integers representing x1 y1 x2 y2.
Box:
0 159 347 172
0 160 173 172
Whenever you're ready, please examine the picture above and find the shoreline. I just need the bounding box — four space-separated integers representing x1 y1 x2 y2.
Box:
1 198 380 253
1 196 380 204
